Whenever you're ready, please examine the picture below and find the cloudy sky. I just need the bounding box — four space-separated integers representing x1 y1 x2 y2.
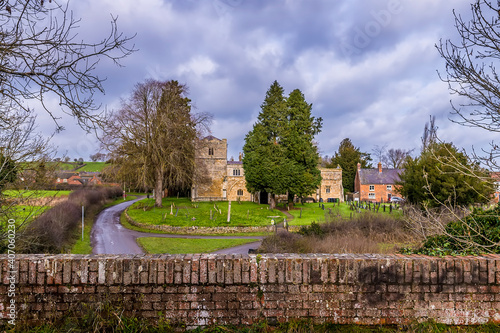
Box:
38 0 493 162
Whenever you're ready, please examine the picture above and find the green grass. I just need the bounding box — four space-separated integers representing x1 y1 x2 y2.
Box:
1 205 49 227
75 162 108 172
120 213 270 236
127 197 285 228
286 201 403 225
103 195 138 208
70 212 94 254
3 189 71 198
137 237 259 254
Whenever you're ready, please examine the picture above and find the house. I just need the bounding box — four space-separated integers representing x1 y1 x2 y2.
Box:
55 172 84 185
191 136 343 203
79 172 103 185
354 162 402 202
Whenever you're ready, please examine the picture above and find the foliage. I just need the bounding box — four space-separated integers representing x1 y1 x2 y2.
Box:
298 221 324 236
327 138 371 193
243 81 322 209
397 142 493 207
403 205 500 256
103 79 210 207
137 237 259 254
0 153 17 189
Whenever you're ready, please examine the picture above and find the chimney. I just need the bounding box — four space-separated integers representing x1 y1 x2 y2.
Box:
357 162 361 171
239 152 242 161
378 162 382 173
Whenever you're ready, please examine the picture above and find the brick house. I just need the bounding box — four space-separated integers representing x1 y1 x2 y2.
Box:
55 172 84 185
354 162 402 202
491 172 500 203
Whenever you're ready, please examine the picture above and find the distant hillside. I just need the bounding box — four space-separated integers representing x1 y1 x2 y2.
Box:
75 162 108 172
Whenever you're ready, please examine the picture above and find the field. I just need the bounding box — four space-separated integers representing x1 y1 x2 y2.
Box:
4 190 71 199
127 197 286 228
137 237 259 254
75 162 109 172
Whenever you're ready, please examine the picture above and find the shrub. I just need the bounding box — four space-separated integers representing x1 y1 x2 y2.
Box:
404 205 500 256
20 186 122 253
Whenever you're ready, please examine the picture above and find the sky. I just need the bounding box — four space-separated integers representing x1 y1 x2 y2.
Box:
36 0 496 163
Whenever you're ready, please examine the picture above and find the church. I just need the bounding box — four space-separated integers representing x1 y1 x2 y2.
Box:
191 136 344 204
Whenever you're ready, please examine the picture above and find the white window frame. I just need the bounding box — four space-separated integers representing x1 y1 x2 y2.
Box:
386 185 392 191
368 193 376 199
369 185 375 191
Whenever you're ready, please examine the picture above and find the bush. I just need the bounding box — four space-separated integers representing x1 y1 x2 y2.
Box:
405 205 500 256
20 186 122 253
259 214 413 254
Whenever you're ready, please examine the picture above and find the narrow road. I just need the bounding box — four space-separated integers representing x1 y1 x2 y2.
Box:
91 197 264 255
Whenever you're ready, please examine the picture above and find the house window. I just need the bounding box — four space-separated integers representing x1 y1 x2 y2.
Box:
208 148 214 156
369 185 375 191
237 189 243 196
368 193 376 199
233 169 240 176
387 185 392 191
325 186 331 194
63 179 68 183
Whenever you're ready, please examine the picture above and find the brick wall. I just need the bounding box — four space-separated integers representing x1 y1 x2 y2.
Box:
1 254 500 327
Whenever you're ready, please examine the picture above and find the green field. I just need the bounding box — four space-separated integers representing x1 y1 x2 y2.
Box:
75 162 108 172
137 237 259 254
127 197 285 228
4 190 71 198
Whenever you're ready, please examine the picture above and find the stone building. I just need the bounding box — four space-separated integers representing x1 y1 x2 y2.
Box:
191 136 343 203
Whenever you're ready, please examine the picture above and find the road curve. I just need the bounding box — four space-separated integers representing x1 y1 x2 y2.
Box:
91 197 264 255
91 197 146 254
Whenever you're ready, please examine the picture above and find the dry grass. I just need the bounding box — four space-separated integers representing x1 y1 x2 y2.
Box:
259 213 418 254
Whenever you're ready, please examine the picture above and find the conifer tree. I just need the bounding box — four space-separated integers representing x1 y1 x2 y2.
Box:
328 138 371 193
243 81 322 209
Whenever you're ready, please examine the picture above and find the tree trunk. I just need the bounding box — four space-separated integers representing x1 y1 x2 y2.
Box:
287 192 294 210
155 168 163 207
269 193 276 210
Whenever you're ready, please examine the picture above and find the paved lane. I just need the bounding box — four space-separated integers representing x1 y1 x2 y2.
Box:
91 197 264 255
91 197 146 254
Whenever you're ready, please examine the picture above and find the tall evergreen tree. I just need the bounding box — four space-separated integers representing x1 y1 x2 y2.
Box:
328 138 371 193
282 89 322 203
243 81 322 209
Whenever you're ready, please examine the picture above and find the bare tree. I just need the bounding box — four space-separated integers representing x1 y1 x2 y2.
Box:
0 1 135 131
371 144 388 166
386 148 414 169
0 106 55 253
102 80 211 207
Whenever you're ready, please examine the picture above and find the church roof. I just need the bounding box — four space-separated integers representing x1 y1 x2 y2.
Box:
203 135 221 141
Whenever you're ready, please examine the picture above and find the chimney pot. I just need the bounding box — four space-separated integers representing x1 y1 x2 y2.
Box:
378 162 382 173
